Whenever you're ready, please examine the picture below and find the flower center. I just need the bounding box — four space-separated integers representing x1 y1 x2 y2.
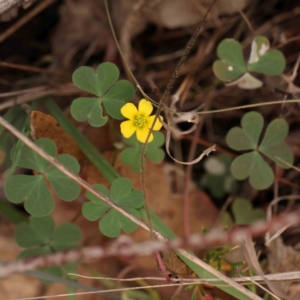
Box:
134 115 146 128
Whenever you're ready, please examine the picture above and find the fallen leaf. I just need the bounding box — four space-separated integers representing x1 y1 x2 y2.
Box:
157 250 193 279
30 111 84 160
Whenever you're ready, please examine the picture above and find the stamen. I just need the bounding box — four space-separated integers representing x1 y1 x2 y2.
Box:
134 115 146 128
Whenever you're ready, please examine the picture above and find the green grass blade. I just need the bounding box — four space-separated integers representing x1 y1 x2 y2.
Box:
27 271 105 295
0 200 28 224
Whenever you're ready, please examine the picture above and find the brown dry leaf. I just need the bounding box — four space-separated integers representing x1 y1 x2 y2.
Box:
157 251 193 279
268 237 300 300
30 111 84 160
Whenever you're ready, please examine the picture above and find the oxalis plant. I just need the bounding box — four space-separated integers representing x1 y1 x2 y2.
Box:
1 24 292 300
213 36 286 89
226 111 294 190
15 215 81 282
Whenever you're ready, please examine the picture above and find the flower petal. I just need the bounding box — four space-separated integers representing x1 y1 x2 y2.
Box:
121 103 138 120
146 115 163 131
138 99 153 117
136 127 153 143
120 120 136 138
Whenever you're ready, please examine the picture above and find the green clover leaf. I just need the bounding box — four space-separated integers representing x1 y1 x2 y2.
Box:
247 36 285 75
46 154 81 201
5 175 54 217
70 97 107 127
259 119 293 168
82 177 144 237
51 223 82 251
15 216 81 283
15 215 55 248
230 151 274 189
82 185 110 221
213 36 286 89
71 62 135 127
4 138 81 217
213 39 246 82
232 198 265 224
120 131 165 172
222 198 265 227
0 106 30 176
226 112 294 190
226 112 263 150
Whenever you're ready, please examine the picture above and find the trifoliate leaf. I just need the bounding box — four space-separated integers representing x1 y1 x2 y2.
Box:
121 132 165 172
213 36 286 89
82 178 144 237
227 112 293 190
71 62 135 126
4 138 81 217
15 215 81 284
16 217 82 252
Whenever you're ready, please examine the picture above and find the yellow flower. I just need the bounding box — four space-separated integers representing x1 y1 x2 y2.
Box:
120 99 163 143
